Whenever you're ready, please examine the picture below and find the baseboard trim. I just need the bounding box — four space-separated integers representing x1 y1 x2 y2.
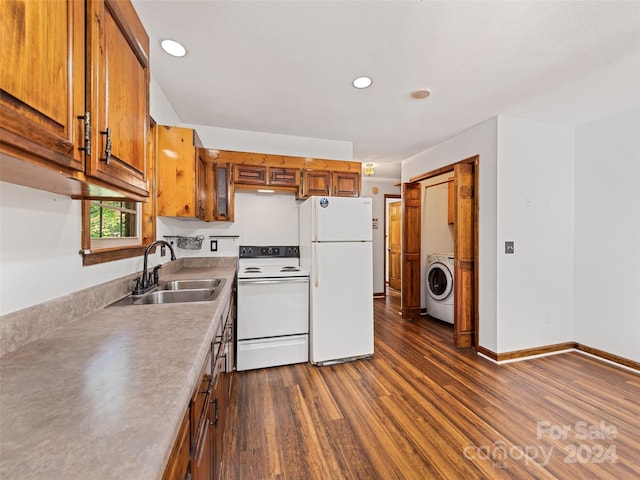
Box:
477 343 639 372
574 344 640 371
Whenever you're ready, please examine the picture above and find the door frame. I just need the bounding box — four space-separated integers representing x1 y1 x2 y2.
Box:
384 194 401 295
405 155 479 349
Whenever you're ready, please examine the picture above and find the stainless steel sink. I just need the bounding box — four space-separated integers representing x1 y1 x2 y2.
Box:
108 278 225 307
161 278 223 291
134 288 218 305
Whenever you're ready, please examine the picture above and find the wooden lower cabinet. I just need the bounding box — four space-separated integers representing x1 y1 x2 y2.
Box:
162 410 191 480
163 294 235 480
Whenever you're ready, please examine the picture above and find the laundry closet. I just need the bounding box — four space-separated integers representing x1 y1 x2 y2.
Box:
420 172 455 324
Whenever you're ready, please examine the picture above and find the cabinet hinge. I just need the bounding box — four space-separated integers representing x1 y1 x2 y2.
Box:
77 112 91 156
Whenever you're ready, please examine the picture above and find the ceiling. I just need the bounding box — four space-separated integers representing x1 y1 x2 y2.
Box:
132 1 640 180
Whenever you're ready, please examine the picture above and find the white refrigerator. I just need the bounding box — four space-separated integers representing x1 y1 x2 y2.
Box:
299 196 374 365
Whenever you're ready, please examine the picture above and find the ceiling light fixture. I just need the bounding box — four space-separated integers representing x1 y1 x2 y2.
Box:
353 76 373 89
364 163 375 176
411 88 431 100
161 39 187 57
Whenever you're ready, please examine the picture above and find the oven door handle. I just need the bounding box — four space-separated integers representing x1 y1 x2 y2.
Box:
238 278 309 285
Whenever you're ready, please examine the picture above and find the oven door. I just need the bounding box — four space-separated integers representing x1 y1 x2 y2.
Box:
237 276 309 339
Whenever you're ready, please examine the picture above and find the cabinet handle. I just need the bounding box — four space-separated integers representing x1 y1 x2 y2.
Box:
77 112 91 156
100 127 112 165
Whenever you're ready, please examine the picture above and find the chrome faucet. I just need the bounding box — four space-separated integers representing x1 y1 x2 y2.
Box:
133 240 177 295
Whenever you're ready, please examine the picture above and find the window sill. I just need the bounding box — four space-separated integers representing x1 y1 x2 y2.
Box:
81 245 150 266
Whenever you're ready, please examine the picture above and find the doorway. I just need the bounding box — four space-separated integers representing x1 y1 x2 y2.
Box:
385 194 401 294
400 156 479 349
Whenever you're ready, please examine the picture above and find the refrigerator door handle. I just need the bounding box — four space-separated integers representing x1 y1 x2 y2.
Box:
314 241 319 288
313 197 319 243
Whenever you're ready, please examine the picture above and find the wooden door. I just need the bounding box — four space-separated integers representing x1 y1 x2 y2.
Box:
401 183 421 319
86 0 149 197
388 201 402 291
0 0 85 171
453 162 476 347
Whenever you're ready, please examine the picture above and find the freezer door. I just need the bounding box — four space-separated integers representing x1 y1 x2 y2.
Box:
314 196 372 242
310 241 374 363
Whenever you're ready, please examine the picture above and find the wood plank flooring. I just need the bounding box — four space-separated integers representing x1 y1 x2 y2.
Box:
221 293 640 479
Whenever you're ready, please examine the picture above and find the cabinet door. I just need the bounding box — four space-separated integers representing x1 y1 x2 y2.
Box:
0 0 85 171
269 167 299 186
157 126 201 218
162 410 190 480
196 148 207 220
332 171 360 197
85 0 149 197
447 177 455 224
213 162 234 221
302 169 331 197
234 164 266 185
211 352 227 480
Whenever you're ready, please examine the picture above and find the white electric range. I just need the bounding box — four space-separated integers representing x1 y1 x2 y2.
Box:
236 246 310 371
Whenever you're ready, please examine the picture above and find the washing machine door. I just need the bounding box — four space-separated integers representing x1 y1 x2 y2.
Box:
427 262 453 301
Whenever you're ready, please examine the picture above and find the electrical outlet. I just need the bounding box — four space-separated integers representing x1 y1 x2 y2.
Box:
505 241 515 254
210 240 218 252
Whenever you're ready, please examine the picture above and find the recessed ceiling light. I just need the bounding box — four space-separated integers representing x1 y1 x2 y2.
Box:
353 76 373 89
161 39 187 57
411 88 431 99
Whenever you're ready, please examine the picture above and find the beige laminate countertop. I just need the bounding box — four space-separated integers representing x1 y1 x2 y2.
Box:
0 263 236 479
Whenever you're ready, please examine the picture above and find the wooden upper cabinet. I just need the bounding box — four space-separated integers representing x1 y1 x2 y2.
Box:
234 164 299 188
447 177 455 224
211 162 234 222
0 0 85 172
85 0 149 197
234 164 266 185
301 170 331 197
156 126 205 219
0 0 149 200
301 169 360 198
269 167 299 186
332 171 360 197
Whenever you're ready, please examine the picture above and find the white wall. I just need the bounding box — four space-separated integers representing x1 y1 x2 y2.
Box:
156 191 302 258
496 117 574 352
402 117 499 351
361 178 401 294
573 107 640 362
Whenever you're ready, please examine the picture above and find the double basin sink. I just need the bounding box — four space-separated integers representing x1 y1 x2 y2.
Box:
109 278 225 307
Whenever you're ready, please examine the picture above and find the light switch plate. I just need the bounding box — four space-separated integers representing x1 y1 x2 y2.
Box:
505 241 515 254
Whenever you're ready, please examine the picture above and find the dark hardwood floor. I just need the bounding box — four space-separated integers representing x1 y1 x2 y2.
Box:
221 293 640 479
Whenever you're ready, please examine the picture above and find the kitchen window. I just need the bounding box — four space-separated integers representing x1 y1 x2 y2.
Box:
89 200 141 249
81 197 155 266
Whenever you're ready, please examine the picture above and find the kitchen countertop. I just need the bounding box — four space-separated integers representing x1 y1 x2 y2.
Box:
0 262 236 479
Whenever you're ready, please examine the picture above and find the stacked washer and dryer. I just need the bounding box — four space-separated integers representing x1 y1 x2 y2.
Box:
425 253 455 324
